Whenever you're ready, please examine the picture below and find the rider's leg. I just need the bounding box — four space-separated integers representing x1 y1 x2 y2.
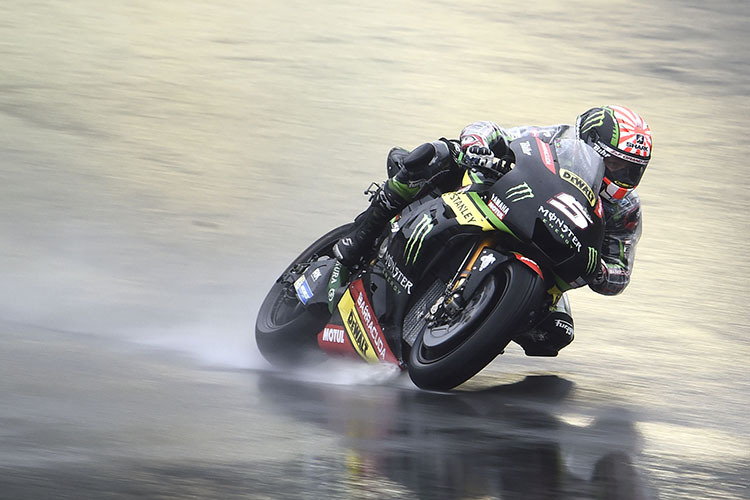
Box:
513 294 575 357
332 180 408 267
333 141 452 267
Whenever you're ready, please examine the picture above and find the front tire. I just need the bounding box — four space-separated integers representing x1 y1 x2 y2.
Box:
408 260 546 391
255 224 353 367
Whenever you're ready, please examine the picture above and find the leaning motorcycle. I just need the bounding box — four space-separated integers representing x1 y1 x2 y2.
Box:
255 135 605 391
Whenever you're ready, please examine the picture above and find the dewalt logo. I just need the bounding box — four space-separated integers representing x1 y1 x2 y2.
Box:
560 169 596 206
347 310 369 356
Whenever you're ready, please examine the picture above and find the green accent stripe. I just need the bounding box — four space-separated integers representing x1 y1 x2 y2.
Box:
388 179 419 200
467 192 518 238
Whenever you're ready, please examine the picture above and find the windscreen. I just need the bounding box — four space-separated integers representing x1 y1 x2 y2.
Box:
553 138 605 195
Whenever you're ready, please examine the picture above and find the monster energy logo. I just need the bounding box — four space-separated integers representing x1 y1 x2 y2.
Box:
580 107 618 146
586 247 599 274
404 213 434 265
580 109 606 135
506 182 534 203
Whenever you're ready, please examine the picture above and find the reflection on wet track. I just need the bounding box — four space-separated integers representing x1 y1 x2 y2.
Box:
0 325 654 499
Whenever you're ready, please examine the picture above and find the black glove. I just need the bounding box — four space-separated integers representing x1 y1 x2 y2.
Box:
589 260 608 286
461 145 495 169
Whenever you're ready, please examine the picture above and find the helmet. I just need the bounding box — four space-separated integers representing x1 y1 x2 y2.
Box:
576 105 652 201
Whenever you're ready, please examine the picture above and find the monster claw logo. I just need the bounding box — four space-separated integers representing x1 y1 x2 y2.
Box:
506 182 534 203
404 213 434 265
586 247 599 275
580 108 608 135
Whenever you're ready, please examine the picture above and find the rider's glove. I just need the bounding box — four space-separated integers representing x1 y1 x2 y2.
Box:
461 145 495 169
589 260 608 286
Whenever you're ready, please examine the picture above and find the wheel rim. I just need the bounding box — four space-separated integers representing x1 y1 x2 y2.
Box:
418 275 500 362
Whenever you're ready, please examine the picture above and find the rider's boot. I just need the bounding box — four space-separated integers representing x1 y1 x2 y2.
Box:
513 295 575 356
333 181 409 268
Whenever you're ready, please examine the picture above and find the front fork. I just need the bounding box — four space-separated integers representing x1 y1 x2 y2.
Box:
426 238 550 327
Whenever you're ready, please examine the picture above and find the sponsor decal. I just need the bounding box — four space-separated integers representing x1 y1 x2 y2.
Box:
560 169 596 206
351 280 398 364
356 291 387 360
548 192 592 229
520 141 533 156
626 134 647 152
478 252 496 272
506 182 534 202
294 275 313 304
442 192 493 231
337 287 378 363
580 108 610 137
586 246 599 275
329 262 342 285
317 323 356 357
488 194 509 220
404 213 434 265
554 319 574 337
321 326 346 344
383 252 413 295
326 261 349 313
537 205 582 252
336 281 399 364
445 192 475 223
347 310 370 356
311 268 322 282
536 137 556 173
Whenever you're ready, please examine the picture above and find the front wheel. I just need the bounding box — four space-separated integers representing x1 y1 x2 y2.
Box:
255 224 353 367
408 260 546 391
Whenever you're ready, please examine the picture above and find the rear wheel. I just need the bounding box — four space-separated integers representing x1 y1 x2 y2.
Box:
255 224 353 367
408 260 546 391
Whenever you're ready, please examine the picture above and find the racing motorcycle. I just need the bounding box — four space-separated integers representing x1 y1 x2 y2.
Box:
255 135 605 391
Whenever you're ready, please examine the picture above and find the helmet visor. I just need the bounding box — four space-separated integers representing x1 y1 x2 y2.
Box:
604 156 646 189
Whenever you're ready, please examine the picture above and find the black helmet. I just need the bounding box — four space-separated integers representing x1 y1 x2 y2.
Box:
576 105 652 201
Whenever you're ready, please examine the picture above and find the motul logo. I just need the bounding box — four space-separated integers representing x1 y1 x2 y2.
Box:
321 327 345 344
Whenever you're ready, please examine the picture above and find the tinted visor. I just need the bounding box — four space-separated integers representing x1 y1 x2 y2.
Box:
604 156 646 188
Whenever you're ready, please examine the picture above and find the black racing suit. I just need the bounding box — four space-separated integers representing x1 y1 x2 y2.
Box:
383 121 642 355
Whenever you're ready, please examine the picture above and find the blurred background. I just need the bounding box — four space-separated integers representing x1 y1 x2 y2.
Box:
1 0 748 498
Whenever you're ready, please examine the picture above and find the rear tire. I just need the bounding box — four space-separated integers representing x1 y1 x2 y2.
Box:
408 260 546 391
255 224 353 367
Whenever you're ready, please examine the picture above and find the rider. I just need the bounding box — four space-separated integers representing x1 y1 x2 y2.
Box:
333 105 653 357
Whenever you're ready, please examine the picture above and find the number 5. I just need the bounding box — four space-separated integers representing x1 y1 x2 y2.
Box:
548 193 592 229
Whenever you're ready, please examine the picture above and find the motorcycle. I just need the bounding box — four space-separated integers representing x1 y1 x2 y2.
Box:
255 134 605 391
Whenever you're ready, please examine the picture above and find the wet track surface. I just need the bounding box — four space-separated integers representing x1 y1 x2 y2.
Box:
2 1 750 498
2 324 659 500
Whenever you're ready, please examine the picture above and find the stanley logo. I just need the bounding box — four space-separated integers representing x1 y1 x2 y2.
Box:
506 182 534 203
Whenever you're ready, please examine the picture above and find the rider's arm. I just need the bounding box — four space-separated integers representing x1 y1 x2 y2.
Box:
589 193 642 296
458 121 512 162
